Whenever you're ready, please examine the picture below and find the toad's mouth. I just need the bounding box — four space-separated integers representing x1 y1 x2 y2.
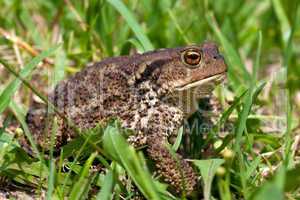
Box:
174 73 226 91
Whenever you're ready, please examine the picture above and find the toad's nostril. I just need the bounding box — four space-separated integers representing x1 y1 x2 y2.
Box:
213 54 224 60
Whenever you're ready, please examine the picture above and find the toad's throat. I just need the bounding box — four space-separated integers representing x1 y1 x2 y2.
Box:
174 73 226 91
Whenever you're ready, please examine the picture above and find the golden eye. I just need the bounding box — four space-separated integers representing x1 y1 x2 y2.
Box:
183 50 201 66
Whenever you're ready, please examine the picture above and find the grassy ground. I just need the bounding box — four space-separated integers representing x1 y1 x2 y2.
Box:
0 0 300 199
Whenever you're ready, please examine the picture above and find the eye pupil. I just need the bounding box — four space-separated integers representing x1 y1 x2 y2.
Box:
183 50 201 66
187 53 199 59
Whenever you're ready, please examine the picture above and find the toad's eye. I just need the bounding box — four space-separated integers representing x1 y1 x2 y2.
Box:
183 50 201 66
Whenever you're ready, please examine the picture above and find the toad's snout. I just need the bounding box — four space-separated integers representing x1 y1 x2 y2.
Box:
206 44 227 73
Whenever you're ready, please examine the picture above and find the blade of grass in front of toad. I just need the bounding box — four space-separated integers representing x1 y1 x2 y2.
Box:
282 4 299 168
103 123 162 200
9 100 44 163
46 118 58 200
193 159 225 200
233 32 263 199
249 167 285 200
207 89 248 152
69 152 98 200
9 100 48 192
60 132 97 196
57 127 109 197
107 0 154 51
172 126 183 151
0 44 60 114
0 113 13 144
96 169 114 200
216 80 266 152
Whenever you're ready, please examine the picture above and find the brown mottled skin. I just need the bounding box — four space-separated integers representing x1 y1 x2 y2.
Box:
24 42 227 195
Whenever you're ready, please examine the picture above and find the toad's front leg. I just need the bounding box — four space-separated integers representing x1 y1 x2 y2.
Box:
133 104 198 195
146 135 198 195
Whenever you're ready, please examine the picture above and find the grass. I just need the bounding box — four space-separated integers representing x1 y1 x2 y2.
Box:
0 0 300 199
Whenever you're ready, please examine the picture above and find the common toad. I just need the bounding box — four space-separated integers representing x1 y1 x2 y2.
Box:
24 42 227 194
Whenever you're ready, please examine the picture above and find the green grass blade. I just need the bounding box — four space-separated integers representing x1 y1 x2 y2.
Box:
283 4 298 168
96 170 114 200
167 9 190 44
107 0 154 51
0 113 13 137
69 152 98 200
211 90 248 152
103 122 161 200
172 126 183 151
193 159 225 200
249 167 285 200
46 118 58 200
53 46 66 86
252 31 262 84
271 0 291 45
233 90 253 197
61 133 98 196
47 160 56 200
245 156 261 180
0 45 60 114
9 100 43 161
233 31 264 197
206 12 250 87
285 164 300 192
